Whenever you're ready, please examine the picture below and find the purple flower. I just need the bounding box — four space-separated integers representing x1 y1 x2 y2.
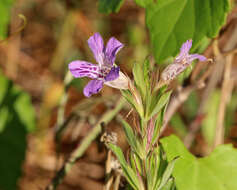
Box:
69 33 125 97
161 39 207 81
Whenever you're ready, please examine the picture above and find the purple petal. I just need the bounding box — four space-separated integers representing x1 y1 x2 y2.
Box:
180 39 192 54
83 79 104 97
69 60 100 79
104 66 119 81
105 37 124 65
88 33 105 66
188 54 207 62
176 39 192 61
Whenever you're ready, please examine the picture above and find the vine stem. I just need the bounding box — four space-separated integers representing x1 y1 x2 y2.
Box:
46 97 126 190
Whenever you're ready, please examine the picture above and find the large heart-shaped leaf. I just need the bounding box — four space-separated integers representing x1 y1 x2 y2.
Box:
144 0 230 62
0 72 35 190
160 135 237 190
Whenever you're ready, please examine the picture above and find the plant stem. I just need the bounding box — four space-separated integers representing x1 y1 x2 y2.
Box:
46 97 126 190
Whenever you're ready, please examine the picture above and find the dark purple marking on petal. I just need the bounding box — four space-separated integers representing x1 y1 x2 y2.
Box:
83 79 104 97
87 33 105 66
69 60 100 79
104 66 120 81
105 37 124 65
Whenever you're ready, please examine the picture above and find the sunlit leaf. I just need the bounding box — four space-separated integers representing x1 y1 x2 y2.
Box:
161 135 237 190
145 0 230 62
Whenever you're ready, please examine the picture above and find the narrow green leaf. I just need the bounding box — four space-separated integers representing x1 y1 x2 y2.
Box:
149 90 171 118
98 0 125 14
158 157 179 190
160 178 176 190
133 62 146 101
121 90 143 117
143 58 150 87
121 119 137 151
151 106 165 145
147 147 161 190
108 143 140 190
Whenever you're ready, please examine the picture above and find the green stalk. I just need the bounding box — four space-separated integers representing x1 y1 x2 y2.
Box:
46 97 126 190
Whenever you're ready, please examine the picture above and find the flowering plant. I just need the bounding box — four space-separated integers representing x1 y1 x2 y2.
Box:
68 33 207 190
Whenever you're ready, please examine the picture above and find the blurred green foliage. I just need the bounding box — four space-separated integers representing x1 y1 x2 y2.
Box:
170 113 187 138
225 93 237 136
201 90 221 146
98 0 125 14
0 72 35 190
161 135 237 190
0 0 15 39
183 91 199 121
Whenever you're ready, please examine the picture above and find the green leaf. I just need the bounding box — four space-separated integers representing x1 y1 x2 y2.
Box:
108 143 140 190
147 147 161 190
149 90 171 118
158 157 178 190
160 178 176 190
98 0 125 14
201 90 221 146
0 72 35 190
145 0 230 62
121 90 144 117
121 119 137 151
143 58 150 86
134 0 152 8
151 106 166 145
0 0 15 39
161 135 237 190
133 62 147 101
